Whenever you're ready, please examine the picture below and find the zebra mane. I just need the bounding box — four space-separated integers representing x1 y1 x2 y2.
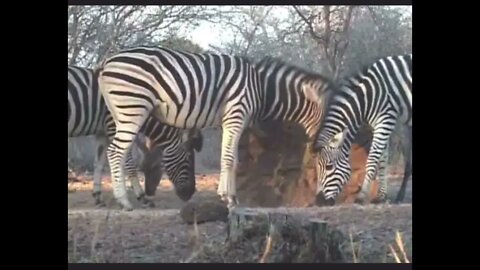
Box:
343 53 412 87
256 56 336 86
235 55 256 65
68 65 92 71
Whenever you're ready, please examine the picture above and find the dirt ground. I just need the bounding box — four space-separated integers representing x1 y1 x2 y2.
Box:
68 174 412 263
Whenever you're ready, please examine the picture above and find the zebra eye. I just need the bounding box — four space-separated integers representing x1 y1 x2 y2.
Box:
325 164 334 171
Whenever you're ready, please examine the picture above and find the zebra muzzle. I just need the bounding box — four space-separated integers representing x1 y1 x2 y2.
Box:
315 192 335 206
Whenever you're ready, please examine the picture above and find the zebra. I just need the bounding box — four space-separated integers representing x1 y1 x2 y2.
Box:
68 65 203 208
313 54 412 206
94 46 336 210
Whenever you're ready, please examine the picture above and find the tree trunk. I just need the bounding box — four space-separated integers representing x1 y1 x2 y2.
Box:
235 121 378 207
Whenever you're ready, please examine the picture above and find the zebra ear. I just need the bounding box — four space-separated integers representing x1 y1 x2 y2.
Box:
328 131 346 148
302 82 321 103
183 129 203 152
189 129 203 152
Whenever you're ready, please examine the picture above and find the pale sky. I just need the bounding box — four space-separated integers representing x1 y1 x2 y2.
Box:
186 5 411 51
188 21 225 50
186 6 292 50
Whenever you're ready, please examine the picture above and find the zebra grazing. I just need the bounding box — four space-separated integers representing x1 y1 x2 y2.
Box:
95 46 336 210
313 54 412 206
68 65 203 208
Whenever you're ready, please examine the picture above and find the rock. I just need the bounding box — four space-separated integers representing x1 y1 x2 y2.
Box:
180 199 229 224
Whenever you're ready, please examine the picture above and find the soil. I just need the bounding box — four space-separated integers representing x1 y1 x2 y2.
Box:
68 174 412 263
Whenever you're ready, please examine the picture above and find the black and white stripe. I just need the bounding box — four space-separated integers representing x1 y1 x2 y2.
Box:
313 54 412 205
68 65 202 208
95 47 335 210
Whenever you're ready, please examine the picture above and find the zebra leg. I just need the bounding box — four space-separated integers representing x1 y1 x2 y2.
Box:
395 126 412 203
92 135 108 208
125 147 155 208
356 124 395 204
217 116 247 209
106 119 148 211
370 145 389 204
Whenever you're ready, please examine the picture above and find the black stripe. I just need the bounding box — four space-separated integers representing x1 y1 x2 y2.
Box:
109 90 155 108
205 56 231 126
68 71 84 134
120 112 144 117
123 49 182 106
117 130 138 136
116 104 150 110
79 67 97 133
391 56 411 116
103 57 166 104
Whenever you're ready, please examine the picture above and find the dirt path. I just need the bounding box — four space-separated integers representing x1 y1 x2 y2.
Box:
68 174 412 263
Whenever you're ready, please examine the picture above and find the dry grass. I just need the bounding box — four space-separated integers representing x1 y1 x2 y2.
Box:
68 173 412 263
389 231 410 263
349 229 361 263
348 228 410 263
182 211 202 263
259 223 275 263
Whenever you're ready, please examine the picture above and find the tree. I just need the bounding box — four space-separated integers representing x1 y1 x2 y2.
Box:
68 5 216 67
292 5 356 79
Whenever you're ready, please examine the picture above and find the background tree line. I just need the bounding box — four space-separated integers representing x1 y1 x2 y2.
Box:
68 5 411 175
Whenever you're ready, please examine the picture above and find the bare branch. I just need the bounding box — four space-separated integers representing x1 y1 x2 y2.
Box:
292 6 325 43
242 6 274 56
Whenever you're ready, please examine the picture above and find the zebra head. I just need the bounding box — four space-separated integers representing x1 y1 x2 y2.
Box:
314 131 351 206
142 146 164 197
162 128 203 201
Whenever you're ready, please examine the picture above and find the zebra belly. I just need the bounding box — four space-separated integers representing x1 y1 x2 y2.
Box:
68 118 105 137
68 129 106 138
152 98 224 129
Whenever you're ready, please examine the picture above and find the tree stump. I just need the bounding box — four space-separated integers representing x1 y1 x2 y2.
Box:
227 208 289 244
306 219 344 262
225 208 345 262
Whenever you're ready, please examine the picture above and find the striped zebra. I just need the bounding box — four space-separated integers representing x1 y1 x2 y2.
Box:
68 65 203 208
95 46 336 210
313 54 412 206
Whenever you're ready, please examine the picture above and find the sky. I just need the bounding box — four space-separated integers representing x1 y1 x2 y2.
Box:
186 5 412 50
186 5 292 50
188 22 224 50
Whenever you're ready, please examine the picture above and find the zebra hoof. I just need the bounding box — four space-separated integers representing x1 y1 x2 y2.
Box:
95 201 106 208
218 194 229 204
119 200 134 211
227 195 239 208
93 193 106 208
141 198 156 208
354 190 371 205
370 198 384 204
371 195 388 204
227 203 238 216
122 205 134 211
354 196 369 205
393 195 405 204
354 198 364 204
